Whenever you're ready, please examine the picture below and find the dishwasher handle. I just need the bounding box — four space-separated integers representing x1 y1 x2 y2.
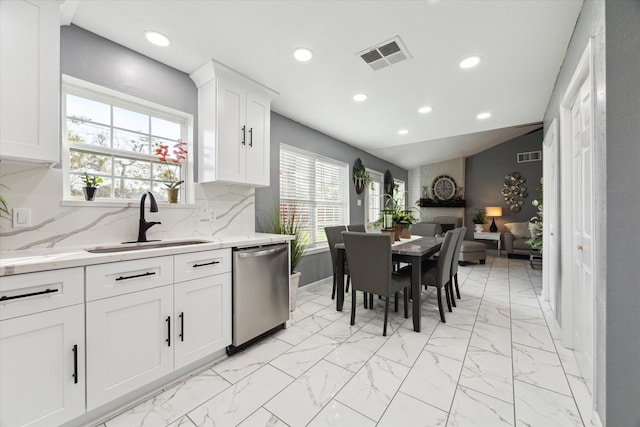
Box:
236 245 287 259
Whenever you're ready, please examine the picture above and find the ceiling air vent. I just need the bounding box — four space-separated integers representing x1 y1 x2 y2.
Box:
517 151 542 163
357 36 411 70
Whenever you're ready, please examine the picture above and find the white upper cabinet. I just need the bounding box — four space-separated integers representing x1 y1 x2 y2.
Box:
0 0 60 163
190 60 277 186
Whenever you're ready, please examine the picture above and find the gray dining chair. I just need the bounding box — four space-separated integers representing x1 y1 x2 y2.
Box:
450 226 467 301
421 230 457 323
342 232 411 336
324 226 350 299
411 222 437 237
347 224 366 232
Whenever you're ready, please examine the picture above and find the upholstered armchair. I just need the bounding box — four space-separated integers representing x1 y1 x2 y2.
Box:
503 222 533 257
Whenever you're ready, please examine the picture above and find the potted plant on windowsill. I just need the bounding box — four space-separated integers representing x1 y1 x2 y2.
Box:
82 172 103 201
471 209 486 233
270 202 308 311
154 140 187 203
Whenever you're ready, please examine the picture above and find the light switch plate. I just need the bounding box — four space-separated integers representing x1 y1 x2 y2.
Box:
357 199 362 206
13 208 31 228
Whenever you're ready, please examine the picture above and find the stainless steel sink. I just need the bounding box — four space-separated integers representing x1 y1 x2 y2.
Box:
85 239 211 253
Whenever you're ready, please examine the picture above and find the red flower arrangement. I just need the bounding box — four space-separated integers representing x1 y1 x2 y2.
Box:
155 140 187 189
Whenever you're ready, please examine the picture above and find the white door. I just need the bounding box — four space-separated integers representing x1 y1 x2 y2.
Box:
0 305 85 427
86 285 174 410
245 91 270 186
542 120 559 312
174 273 232 368
217 78 246 183
571 77 594 393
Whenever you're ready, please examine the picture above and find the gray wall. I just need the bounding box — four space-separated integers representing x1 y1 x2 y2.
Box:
542 0 609 421
61 25 198 159
604 1 640 426
464 130 543 242
256 112 408 287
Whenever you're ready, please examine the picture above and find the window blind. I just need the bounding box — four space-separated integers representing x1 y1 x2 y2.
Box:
280 145 349 248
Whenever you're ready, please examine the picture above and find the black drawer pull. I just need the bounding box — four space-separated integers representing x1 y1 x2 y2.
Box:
241 125 246 145
166 316 171 347
115 271 156 281
192 260 220 268
72 344 78 384
179 312 184 342
0 288 58 301
249 127 253 147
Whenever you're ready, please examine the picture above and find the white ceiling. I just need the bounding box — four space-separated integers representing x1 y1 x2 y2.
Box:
66 0 582 170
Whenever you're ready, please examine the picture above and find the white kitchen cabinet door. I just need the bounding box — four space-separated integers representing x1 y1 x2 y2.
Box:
245 91 270 186
216 78 247 184
174 273 231 368
86 285 173 410
0 0 60 163
0 304 85 427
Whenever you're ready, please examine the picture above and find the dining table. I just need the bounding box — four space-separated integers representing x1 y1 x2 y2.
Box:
335 235 441 332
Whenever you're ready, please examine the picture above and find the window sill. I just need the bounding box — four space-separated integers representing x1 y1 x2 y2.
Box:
303 246 329 256
61 200 196 209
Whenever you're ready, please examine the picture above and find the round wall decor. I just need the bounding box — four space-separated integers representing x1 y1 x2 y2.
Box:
502 172 528 212
432 175 457 201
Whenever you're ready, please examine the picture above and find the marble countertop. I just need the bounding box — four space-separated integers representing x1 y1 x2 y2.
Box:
0 233 292 276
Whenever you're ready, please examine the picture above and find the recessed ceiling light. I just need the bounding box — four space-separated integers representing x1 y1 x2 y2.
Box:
418 106 433 114
460 55 481 69
144 30 170 47
293 48 313 62
353 93 368 102
398 129 409 135
477 112 491 120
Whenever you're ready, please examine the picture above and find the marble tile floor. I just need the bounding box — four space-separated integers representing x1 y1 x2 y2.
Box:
101 255 595 427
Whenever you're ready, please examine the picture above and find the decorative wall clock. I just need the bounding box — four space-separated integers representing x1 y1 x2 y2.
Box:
502 172 528 212
432 175 457 201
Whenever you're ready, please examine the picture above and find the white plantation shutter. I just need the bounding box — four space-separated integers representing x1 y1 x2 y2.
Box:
280 145 349 248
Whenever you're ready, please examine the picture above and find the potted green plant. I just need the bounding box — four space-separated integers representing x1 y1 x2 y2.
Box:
82 172 103 201
471 209 486 232
383 192 417 239
270 202 308 311
526 178 543 250
352 158 373 194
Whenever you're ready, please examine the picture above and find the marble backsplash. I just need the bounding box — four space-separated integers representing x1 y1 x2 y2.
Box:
0 163 257 251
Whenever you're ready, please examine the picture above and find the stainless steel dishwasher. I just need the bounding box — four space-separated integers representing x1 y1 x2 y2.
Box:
228 243 289 354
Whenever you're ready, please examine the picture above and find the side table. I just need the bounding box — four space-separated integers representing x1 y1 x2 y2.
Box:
473 231 502 256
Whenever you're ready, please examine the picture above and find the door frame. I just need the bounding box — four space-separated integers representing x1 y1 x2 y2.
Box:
542 118 558 311
558 39 595 385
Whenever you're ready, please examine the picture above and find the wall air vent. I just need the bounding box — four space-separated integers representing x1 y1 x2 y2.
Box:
357 36 411 71
517 151 542 163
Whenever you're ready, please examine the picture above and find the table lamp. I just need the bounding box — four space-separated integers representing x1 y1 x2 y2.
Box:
485 206 502 232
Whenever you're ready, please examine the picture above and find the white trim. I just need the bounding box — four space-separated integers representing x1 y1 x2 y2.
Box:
542 118 558 308
558 38 596 397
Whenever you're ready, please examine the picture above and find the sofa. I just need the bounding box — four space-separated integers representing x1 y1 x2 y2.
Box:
504 222 533 257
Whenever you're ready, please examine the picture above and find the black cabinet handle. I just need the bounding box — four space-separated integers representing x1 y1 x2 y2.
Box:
241 125 246 145
192 260 220 268
72 344 78 384
249 127 253 147
165 316 171 347
115 271 156 281
179 312 184 342
0 288 58 301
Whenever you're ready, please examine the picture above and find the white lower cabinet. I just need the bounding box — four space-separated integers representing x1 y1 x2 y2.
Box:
174 272 231 368
0 268 85 427
86 285 174 410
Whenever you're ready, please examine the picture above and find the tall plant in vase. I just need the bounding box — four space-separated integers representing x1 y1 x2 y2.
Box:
527 178 543 250
155 140 187 203
270 201 308 311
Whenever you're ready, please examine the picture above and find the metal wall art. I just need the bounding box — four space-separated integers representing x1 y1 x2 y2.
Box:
502 172 528 212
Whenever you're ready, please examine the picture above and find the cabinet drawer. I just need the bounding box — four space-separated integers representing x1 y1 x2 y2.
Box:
174 249 231 283
86 256 173 301
0 268 83 321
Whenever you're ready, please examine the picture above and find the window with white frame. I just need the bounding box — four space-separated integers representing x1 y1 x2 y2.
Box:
280 145 349 250
62 76 192 203
394 179 406 208
365 169 383 225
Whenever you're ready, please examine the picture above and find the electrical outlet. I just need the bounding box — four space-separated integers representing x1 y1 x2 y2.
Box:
13 208 31 228
210 210 217 221
199 205 209 222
